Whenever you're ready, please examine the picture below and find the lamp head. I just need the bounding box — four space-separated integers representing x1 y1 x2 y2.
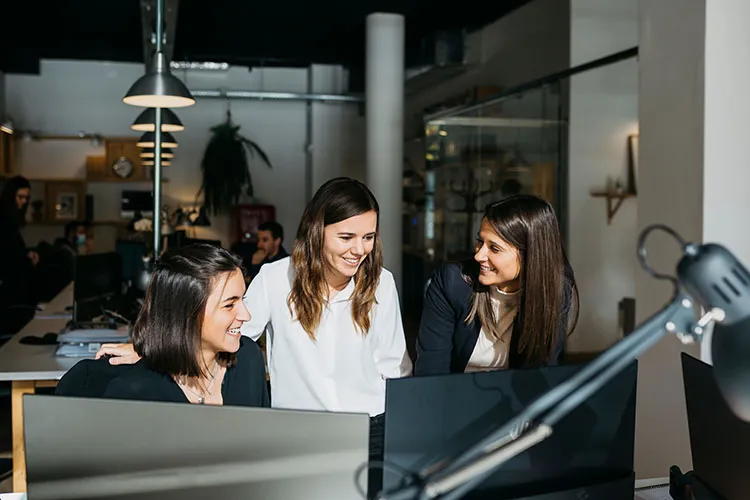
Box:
123 52 195 108
131 108 184 132
677 243 750 421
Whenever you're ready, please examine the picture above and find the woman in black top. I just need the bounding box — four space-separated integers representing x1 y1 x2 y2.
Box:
415 195 579 375
103 244 269 407
0 176 38 333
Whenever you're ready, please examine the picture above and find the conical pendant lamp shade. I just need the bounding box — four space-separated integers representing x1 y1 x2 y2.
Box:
131 108 184 132
137 131 178 148
140 147 174 159
123 52 195 108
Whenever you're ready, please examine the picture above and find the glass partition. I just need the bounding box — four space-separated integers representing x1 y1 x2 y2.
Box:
420 82 565 264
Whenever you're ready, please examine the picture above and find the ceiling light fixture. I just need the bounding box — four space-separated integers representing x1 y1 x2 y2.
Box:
0 120 14 135
137 131 178 148
122 0 195 109
123 50 195 108
131 108 184 132
140 147 174 159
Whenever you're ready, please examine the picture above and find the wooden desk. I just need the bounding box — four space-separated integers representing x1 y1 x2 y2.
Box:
0 284 80 493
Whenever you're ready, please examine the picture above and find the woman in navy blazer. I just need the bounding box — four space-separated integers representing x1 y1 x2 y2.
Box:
415 195 578 375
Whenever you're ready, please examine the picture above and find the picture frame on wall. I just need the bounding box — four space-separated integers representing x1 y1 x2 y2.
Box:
55 192 78 220
627 134 639 194
44 181 86 222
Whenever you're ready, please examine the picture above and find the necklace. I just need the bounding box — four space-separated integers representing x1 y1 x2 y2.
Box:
178 361 220 404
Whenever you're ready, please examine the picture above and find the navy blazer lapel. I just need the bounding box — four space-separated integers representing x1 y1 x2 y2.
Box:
456 318 481 372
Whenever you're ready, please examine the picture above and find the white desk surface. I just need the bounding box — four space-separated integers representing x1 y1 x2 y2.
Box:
0 284 81 382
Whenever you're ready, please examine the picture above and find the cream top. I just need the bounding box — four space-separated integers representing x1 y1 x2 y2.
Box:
464 286 520 372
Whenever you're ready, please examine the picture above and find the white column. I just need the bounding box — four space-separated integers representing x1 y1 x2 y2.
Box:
366 13 405 293
636 0 750 479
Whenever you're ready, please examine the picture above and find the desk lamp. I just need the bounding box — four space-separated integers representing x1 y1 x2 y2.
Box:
380 223 750 500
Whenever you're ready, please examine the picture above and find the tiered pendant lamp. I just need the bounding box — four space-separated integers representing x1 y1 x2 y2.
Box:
140 147 174 159
131 108 184 132
122 0 194 256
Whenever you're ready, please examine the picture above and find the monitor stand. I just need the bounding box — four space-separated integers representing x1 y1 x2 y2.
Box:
669 466 724 500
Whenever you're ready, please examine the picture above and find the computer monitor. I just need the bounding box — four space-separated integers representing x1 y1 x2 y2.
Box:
23 395 370 500
121 190 153 218
73 253 123 323
681 353 750 499
115 240 146 284
383 362 638 500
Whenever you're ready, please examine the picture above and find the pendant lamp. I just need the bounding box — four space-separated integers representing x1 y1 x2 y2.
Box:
132 108 184 132
123 52 195 108
140 147 174 159
137 131 178 148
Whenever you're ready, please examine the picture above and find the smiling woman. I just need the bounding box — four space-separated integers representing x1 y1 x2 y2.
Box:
101 244 269 407
242 178 411 417
242 177 412 498
415 195 579 375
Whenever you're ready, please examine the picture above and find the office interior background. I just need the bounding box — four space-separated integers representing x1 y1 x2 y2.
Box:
1 0 749 491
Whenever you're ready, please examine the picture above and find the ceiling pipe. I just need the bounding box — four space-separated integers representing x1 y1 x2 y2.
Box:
188 89 364 103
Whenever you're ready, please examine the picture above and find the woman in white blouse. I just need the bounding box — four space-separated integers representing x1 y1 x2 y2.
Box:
242 177 412 416
245 177 411 498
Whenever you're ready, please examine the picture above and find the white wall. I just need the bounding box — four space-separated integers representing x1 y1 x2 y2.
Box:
6 60 365 250
566 0 639 353
311 66 366 194
636 0 750 480
404 0 571 139
636 0 705 478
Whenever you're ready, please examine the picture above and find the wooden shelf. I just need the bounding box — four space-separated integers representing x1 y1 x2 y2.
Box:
27 219 129 227
590 190 636 225
24 177 85 183
20 176 168 183
87 178 169 183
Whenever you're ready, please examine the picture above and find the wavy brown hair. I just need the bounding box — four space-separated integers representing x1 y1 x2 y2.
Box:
466 195 579 366
288 177 383 339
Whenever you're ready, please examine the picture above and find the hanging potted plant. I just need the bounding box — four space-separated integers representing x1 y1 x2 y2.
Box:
199 110 272 215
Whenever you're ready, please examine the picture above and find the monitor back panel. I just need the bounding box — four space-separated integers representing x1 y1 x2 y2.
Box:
384 362 638 499
24 395 370 500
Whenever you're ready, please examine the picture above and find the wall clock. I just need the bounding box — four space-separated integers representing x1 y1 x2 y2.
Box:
112 155 134 179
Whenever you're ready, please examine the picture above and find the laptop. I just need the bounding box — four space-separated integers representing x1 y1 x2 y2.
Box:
681 353 750 499
383 362 638 499
23 395 370 500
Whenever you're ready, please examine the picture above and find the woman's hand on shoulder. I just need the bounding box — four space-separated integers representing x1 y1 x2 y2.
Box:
95 343 141 365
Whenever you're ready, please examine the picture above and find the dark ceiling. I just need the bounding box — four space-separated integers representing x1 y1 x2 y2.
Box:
2 0 531 75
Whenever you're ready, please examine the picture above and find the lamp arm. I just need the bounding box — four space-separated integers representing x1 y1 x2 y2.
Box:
380 292 702 500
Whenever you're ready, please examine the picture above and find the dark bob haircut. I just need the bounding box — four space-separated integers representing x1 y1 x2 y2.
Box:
132 243 244 378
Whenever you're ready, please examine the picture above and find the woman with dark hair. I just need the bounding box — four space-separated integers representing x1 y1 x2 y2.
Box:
103 244 269 407
0 175 38 334
415 194 579 375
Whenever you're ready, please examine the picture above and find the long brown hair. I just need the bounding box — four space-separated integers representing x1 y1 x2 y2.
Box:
288 177 383 339
466 195 579 366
